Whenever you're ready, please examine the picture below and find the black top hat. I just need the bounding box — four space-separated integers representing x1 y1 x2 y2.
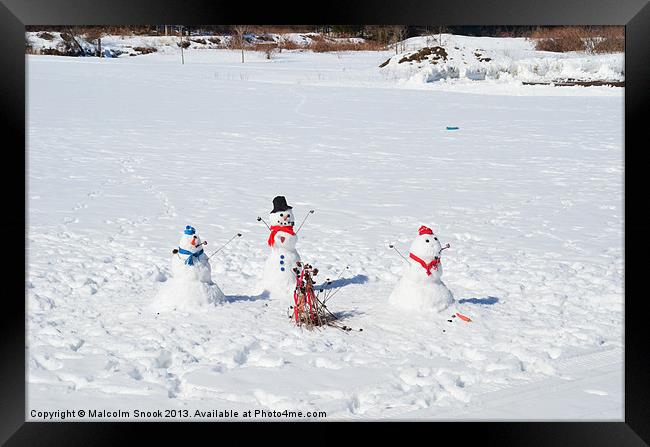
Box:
271 196 292 213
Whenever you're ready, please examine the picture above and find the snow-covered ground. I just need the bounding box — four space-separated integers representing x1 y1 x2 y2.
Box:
26 45 623 420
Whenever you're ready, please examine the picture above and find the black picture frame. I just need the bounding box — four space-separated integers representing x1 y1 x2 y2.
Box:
4 0 647 444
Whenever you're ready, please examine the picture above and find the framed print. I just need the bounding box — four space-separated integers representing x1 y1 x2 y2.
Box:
2 0 648 444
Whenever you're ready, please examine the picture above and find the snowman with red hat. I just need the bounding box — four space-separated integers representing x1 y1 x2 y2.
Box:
388 225 454 312
259 196 302 300
153 225 225 311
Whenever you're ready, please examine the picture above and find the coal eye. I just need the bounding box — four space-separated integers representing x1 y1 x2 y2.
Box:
280 213 284 217
434 237 438 241
425 239 429 243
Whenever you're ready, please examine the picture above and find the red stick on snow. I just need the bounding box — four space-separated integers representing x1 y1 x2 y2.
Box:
456 312 472 322
308 288 315 323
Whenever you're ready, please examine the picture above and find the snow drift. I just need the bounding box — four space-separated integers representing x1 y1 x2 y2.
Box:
379 35 624 86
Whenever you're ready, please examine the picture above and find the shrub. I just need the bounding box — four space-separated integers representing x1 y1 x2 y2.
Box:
306 36 386 52
249 42 280 59
592 26 624 53
530 26 624 53
531 26 588 52
269 35 386 52
279 40 302 50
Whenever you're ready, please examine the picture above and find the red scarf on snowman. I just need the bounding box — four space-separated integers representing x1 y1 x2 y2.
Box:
409 225 440 276
268 225 295 247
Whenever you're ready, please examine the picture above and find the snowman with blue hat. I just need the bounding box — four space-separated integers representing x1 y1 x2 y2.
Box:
172 225 211 278
153 225 225 312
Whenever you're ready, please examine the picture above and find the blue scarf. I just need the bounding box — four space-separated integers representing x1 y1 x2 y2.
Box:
177 248 204 266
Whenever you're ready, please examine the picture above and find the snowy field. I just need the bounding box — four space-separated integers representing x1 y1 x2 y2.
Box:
27 42 623 420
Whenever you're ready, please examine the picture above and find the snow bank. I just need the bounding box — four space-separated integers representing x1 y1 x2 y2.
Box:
26 31 229 57
380 35 624 86
25 31 367 58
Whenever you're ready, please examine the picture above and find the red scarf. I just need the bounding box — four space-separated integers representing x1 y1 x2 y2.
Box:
409 253 440 276
268 225 295 247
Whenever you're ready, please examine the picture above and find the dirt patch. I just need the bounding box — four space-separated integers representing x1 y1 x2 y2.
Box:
523 80 624 87
177 40 191 48
256 35 275 42
398 46 448 64
208 37 221 44
474 51 492 63
133 46 157 55
38 32 55 41
378 58 391 68
190 38 207 45
38 38 83 56
40 48 66 56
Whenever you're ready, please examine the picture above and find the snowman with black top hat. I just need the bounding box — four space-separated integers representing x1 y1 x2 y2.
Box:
259 196 302 300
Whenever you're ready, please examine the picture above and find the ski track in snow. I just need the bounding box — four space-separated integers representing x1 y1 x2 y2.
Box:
27 50 623 420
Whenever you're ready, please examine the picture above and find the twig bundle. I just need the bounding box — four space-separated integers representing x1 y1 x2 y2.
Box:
289 262 355 332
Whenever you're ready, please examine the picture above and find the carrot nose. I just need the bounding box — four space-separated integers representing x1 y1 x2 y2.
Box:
191 237 197 246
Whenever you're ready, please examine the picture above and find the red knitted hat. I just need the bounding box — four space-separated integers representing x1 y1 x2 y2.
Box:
418 225 433 236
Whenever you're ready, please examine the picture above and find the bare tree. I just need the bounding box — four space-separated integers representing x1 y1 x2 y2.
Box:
232 25 250 63
435 26 448 46
390 25 408 54
377 26 390 46
65 26 87 56
179 25 185 65
83 27 104 57
251 25 278 59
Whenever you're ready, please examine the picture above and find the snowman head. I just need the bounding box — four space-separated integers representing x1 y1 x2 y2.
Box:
409 225 443 261
270 209 295 227
178 225 204 253
269 196 295 227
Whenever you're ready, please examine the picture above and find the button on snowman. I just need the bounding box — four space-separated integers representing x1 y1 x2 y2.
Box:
259 196 301 300
388 225 454 312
